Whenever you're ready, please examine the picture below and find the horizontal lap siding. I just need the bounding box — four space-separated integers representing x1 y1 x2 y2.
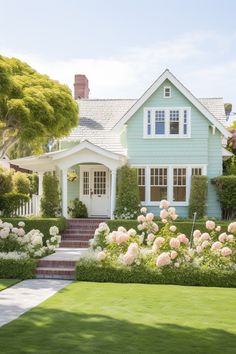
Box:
126 79 223 217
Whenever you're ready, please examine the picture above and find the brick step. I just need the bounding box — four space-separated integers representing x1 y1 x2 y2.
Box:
62 234 92 240
63 229 95 234
66 225 100 230
36 267 75 280
38 259 76 268
60 240 89 248
67 219 106 224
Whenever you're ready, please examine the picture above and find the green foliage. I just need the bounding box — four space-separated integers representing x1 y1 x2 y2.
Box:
115 165 140 219
1 217 67 245
189 175 208 219
28 173 38 195
13 171 30 194
224 156 236 175
107 219 229 236
41 173 60 217
68 198 88 218
212 176 236 219
0 55 78 158
76 260 236 288
0 192 29 217
0 259 37 279
0 168 13 195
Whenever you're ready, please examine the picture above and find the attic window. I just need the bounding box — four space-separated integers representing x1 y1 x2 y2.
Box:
164 87 171 98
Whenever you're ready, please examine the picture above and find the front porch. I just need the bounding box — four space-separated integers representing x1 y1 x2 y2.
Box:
11 141 126 219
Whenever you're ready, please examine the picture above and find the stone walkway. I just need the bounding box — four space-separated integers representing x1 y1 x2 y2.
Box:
0 279 71 327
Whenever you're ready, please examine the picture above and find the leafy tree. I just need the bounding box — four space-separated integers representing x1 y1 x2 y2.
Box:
0 55 78 158
189 175 208 219
0 167 13 195
13 171 30 195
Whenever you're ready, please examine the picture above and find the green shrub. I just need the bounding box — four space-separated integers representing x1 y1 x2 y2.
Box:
0 192 29 217
212 176 236 219
0 168 13 195
28 173 38 195
115 165 140 219
189 175 208 219
1 217 67 245
76 260 236 288
0 259 37 279
41 173 60 217
107 219 228 236
13 171 30 195
68 198 88 218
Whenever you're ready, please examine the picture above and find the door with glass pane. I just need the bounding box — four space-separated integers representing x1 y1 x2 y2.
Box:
91 167 109 216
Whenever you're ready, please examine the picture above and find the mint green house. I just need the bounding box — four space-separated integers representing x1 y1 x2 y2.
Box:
12 70 231 219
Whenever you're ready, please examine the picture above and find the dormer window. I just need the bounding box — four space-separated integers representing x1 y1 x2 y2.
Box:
164 86 171 98
144 107 191 138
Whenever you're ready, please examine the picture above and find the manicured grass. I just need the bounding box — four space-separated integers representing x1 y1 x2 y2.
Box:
0 282 236 353
0 279 19 291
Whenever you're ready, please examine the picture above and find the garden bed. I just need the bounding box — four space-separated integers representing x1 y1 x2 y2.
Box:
1 217 67 245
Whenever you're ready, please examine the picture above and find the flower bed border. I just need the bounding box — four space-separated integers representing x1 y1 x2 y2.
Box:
76 260 236 288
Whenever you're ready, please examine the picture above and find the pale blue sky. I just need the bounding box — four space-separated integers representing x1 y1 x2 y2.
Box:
1 0 236 114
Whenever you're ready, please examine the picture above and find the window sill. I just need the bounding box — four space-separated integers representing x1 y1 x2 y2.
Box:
141 201 189 207
143 135 191 139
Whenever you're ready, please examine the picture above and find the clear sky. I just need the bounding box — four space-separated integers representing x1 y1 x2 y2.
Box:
1 0 236 115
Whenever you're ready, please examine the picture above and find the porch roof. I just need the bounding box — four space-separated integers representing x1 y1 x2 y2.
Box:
10 140 126 172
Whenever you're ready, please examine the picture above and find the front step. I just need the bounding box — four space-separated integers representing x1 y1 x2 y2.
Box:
36 267 75 280
60 240 89 248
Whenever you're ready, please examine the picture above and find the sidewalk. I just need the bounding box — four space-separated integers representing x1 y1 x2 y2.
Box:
0 279 71 327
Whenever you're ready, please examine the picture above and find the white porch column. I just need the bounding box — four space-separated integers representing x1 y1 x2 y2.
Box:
62 168 68 218
37 171 44 216
110 169 117 219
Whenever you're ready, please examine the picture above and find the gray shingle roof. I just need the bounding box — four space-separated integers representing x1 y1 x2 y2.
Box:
62 97 227 154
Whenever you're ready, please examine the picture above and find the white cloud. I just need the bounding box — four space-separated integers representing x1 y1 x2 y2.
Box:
1 30 236 109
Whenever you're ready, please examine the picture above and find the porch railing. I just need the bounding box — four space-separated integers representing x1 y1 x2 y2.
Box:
16 194 40 217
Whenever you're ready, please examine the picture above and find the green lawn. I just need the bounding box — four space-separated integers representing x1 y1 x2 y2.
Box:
0 282 236 354
0 279 19 291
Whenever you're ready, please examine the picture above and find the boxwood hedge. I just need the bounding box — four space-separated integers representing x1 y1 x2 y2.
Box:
107 219 229 237
0 259 37 279
76 260 236 288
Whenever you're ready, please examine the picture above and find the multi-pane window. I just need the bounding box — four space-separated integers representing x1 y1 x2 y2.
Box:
138 168 146 202
155 110 165 135
183 110 188 135
83 171 89 195
93 171 106 195
147 110 151 135
173 168 186 202
150 168 168 201
170 110 179 134
192 168 202 176
164 87 171 97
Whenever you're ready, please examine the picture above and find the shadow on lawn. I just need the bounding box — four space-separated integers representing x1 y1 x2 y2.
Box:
0 309 236 354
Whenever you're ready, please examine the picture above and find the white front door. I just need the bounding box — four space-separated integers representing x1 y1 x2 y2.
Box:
80 166 110 217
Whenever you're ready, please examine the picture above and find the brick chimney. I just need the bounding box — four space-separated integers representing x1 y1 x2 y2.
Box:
74 74 89 99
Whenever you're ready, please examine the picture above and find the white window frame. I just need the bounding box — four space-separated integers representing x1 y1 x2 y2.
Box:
164 86 171 98
133 164 207 207
143 107 191 139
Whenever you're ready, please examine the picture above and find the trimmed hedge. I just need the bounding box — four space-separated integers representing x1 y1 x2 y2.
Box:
0 259 37 279
189 175 208 218
76 261 236 288
1 217 67 245
212 176 236 219
107 219 229 237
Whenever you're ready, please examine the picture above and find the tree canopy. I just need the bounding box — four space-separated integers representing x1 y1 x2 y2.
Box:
0 55 78 158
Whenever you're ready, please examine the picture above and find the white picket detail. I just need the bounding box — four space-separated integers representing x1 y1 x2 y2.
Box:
16 194 40 217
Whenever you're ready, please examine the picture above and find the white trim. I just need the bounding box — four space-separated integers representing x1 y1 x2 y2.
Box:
164 86 171 98
133 164 207 207
113 69 231 138
143 107 191 138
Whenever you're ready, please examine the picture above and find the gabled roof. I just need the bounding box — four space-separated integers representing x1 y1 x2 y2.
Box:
112 69 231 138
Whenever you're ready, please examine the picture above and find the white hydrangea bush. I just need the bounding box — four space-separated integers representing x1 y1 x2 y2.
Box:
0 220 61 259
85 200 236 271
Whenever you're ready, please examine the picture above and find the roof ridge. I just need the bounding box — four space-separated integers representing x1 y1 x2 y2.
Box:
198 97 224 100
77 98 137 102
